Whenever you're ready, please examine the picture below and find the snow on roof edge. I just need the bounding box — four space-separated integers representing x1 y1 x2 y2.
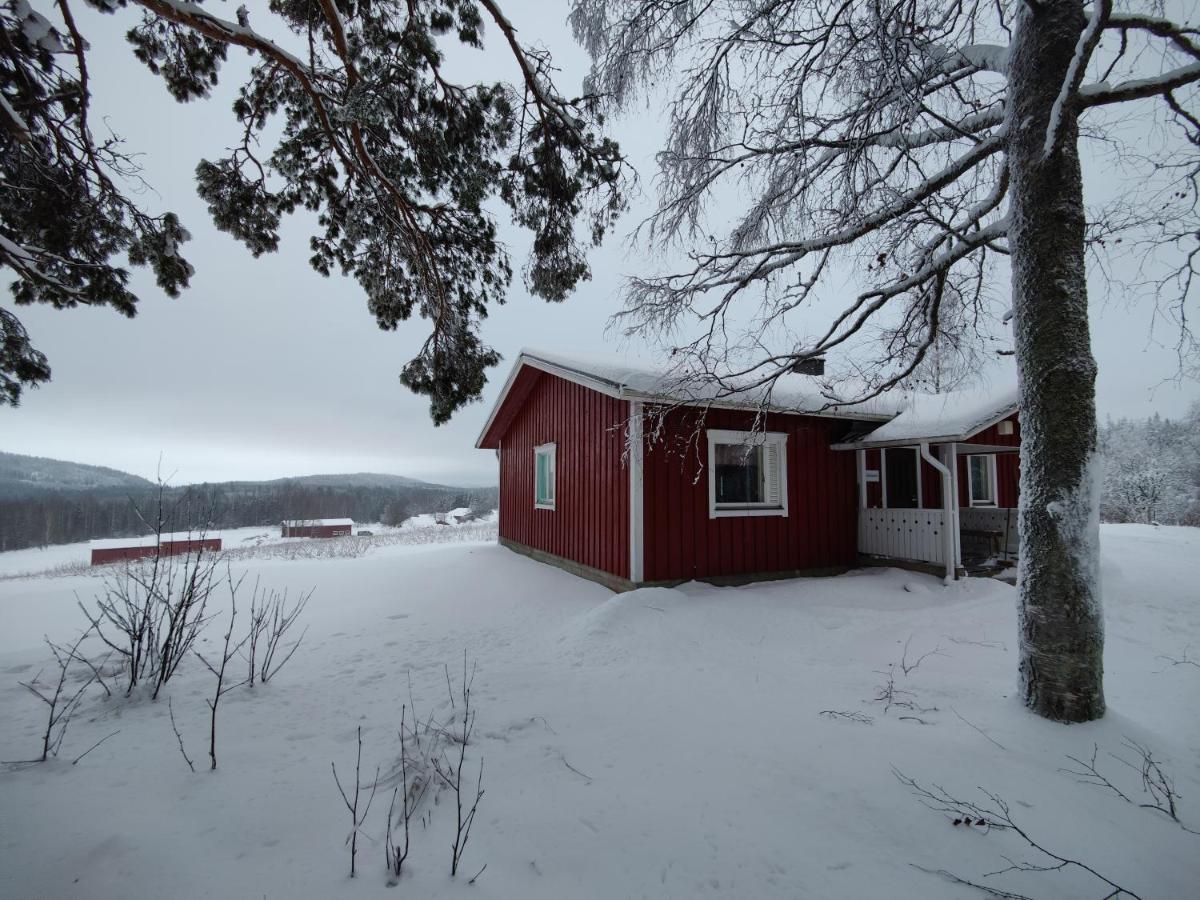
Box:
90 532 222 550
843 377 1019 447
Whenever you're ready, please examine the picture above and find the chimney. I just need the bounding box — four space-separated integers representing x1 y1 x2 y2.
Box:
791 357 825 376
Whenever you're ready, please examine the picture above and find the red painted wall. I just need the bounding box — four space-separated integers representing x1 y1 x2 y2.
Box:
497 370 630 579
641 407 859 582
90 537 222 566
282 524 351 538
957 413 1020 508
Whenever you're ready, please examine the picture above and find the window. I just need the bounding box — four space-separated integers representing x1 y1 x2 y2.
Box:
968 454 997 507
707 429 788 518
534 443 556 510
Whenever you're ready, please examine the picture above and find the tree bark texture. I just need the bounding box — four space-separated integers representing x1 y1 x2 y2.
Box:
1007 0 1105 722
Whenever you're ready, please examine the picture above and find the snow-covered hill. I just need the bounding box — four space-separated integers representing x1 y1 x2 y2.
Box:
0 450 155 497
0 525 1196 898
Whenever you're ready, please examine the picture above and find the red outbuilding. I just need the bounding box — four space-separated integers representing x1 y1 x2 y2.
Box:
90 533 222 566
476 350 1021 590
281 518 354 538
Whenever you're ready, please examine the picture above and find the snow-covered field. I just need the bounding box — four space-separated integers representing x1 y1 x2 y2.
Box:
0 513 498 580
0 525 1197 898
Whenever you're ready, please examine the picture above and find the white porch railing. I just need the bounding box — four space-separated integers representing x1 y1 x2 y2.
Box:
858 508 949 566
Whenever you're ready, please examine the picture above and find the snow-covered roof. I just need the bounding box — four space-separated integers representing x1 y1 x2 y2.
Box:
90 532 221 550
837 374 1019 448
283 518 354 527
477 348 907 448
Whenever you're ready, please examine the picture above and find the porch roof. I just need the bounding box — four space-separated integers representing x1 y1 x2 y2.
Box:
832 372 1018 450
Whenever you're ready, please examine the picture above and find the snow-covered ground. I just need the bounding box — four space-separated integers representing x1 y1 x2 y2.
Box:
0 525 1197 898
0 512 498 580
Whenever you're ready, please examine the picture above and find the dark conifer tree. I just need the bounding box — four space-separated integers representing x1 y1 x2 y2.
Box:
1 1 625 419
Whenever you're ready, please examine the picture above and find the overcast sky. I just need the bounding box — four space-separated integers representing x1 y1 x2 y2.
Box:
1 2 1196 487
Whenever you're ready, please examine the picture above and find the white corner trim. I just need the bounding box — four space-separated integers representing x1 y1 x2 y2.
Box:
706 428 789 519
629 401 644 584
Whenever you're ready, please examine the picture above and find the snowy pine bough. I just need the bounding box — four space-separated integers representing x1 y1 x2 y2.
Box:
1 1 627 418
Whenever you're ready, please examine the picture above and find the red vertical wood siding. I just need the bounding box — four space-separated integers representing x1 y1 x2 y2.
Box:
957 413 1021 508
497 371 630 579
90 537 222 566
641 408 859 582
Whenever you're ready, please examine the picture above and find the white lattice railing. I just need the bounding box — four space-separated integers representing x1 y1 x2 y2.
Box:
858 508 949 566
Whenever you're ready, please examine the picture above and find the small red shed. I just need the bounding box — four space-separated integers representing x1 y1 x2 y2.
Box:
90 532 222 566
476 350 1020 590
281 518 354 538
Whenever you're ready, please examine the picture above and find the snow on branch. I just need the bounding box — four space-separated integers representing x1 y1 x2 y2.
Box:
1081 62 1200 107
1044 0 1110 160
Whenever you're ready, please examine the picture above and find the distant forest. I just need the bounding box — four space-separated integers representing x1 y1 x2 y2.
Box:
1099 405 1200 526
0 460 498 552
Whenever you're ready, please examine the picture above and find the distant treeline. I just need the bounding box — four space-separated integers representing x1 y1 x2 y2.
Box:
0 481 498 552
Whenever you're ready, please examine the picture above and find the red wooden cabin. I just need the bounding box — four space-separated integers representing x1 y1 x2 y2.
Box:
281 518 354 538
90 533 222 566
477 350 1022 590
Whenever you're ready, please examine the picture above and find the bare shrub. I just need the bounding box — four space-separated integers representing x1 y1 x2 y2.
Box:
246 585 310 686
895 768 1144 899
433 656 485 878
1062 739 1197 834
819 710 874 725
332 725 379 878
168 696 196 772
80 538 220 699
899 635 946 675
16 629 103 761
195 572 249 771
384 706 414 884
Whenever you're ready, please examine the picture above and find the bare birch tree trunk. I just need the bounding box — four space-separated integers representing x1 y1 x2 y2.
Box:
1007 0 1105 722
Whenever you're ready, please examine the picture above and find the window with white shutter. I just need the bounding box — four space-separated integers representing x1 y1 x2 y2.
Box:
534 443 556 510
707 429 788 518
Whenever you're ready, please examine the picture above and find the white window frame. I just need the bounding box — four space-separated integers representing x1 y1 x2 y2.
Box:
534 442 557 510
967 454 998 507
706 429 788 518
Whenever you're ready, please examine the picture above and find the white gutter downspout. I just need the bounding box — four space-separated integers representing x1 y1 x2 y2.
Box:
919 441 956 583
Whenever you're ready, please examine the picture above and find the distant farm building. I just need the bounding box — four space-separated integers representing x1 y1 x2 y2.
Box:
90 533 222 566
281 518 354 538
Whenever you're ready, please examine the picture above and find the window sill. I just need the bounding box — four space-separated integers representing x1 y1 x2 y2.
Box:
710 506 788 519
534 502 556 511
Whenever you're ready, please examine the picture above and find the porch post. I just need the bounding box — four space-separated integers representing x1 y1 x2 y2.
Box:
880 449 888 509
915 446 923 509
857 449 867 509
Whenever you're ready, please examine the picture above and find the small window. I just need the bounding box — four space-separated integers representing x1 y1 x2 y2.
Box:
707 429 788 518
534 443 556 510
968 454 997 507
